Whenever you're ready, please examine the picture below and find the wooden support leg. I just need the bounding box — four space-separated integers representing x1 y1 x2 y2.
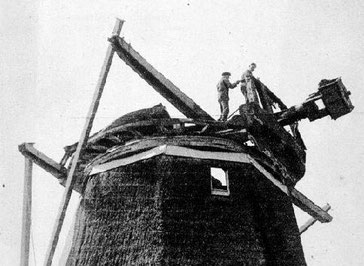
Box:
43 18 125 266
20 144 33 266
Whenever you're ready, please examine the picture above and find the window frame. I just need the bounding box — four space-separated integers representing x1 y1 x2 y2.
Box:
210 167 230 196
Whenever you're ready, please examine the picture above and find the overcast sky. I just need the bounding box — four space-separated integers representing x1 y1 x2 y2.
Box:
1 1 364 265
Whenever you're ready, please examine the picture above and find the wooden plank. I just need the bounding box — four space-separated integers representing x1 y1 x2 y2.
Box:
290 189 333 223
88 135 247 168
18 143 67 180
249 158 289 194
65 118 236 153
109 36 214 121
299 204 331 234
165 145 250 163
18 143 83 193
90 144 251 175
20 152 33 266
250 158 332 223
43 18 124 266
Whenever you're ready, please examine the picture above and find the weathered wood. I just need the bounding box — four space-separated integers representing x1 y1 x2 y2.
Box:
18 143 83 193
299 204 331 234
44 18 124 266
249 157 289 194
90 144 252 175
290 190 332 223
255 79 288 113
88 135 246 167
319 78 354 119
65 118 242 154
276 78 354 126
251 159 332 223
241 103 306 185
20 151 33 266
109 36 214 121
19 143 67 180
88 135 248 170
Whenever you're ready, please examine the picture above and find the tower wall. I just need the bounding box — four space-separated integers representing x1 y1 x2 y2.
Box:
66 155 306 265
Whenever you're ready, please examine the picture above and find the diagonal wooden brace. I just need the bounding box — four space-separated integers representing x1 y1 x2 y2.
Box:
251 159 333 223
43 18 125 266
108 35 214 121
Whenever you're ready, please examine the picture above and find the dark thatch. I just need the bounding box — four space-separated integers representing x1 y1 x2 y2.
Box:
66 154 306 265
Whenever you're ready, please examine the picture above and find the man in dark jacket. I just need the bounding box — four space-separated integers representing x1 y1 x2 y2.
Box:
217 72 240 121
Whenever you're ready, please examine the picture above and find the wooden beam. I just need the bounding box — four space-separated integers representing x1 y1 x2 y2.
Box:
108 36 214 121
44 18 124 266
90 144 251 175
18 143 83 193
290 190 332 223
20 150 33 266
65 118 238 154
299 204 331 234
18 143 67 180
250 159 332 223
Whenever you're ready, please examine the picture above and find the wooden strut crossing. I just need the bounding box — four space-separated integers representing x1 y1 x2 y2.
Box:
17 19 338 265
299 204 331 234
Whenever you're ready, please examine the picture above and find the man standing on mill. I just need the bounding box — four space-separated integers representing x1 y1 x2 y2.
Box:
240 63 288 111
217 72 240 121
241 63 259 104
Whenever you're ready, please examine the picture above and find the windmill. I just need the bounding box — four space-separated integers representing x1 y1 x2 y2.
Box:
19 19 354 265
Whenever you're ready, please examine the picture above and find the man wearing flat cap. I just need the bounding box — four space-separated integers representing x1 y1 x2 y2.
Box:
217 72 240 121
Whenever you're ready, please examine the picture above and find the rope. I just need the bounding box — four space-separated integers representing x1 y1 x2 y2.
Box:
31 229 37 266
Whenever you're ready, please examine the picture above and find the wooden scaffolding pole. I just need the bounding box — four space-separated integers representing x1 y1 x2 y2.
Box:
20 144 34 266
43 18 124 266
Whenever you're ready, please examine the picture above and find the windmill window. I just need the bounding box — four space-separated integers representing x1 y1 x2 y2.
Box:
211 167 230 196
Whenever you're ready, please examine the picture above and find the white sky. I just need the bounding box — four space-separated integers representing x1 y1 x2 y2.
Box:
1 0 364 265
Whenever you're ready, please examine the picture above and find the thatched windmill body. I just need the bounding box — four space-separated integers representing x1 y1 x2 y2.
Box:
18 20 354 265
